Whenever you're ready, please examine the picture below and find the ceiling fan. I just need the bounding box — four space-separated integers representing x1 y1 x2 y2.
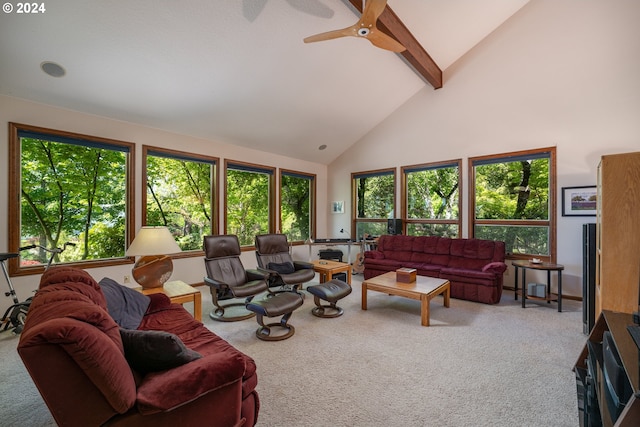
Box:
303 0 406 52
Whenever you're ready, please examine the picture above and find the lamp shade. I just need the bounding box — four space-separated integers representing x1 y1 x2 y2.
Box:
126 226 181 289
126 226 181 256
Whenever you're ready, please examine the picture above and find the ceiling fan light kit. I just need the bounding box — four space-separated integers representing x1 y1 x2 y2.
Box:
303 0 406 53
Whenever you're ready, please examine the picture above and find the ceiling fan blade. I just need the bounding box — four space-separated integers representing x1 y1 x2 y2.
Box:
360 0 388 26
304 26 356 44
367 29 406 52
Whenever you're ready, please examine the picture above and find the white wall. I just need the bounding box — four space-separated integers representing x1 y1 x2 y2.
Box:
0 95 328 309
328 0 640 297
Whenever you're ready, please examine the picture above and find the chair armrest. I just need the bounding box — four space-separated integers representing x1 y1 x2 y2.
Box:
293 260 314 270
246 269 269 282
482 261 507 274
136 350 246 414
204 276 229 291
256 267 277 277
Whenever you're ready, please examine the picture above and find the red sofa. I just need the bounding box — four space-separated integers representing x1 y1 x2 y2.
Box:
17 267 259 427
364 235 507 304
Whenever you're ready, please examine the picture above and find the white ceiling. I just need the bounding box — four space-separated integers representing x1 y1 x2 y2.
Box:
0 0 529 164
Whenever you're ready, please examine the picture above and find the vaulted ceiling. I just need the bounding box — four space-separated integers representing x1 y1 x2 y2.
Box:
0 0 529 164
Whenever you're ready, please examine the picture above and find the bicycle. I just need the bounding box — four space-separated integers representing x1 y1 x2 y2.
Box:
1 242 76 334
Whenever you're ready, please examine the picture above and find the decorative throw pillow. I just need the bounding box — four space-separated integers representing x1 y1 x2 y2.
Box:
98 277 151 329
267 261 295 274
119 328 202 374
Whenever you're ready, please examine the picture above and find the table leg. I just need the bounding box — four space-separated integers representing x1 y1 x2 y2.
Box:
421 295 429 327
361 283 368 310
193 291 202 322
547 270 552 304
346 268 352 285
522 268 527 308
514 265 519 301
443 285 450 308
557 271 562 312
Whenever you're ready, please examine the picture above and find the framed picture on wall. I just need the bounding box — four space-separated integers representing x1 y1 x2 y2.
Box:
331 201 344 214
561 186 597 216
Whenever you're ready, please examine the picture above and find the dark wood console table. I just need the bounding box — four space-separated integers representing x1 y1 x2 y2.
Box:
512 260 564 311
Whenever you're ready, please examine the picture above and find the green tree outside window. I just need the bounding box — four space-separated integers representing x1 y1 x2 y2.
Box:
11 124 132 271
404 161 461 237
226 163 274 246
144 147 215 251
281 171 314 242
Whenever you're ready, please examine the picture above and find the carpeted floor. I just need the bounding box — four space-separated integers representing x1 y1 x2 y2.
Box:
0 274 585 426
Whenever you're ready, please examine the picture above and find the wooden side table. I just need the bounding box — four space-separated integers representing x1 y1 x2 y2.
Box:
141 280 202 321
512 260 564 312
311 259 352 285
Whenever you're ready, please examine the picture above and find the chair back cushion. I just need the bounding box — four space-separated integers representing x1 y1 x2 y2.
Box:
255 234 292 268
204 235 242 258
204 235 247 287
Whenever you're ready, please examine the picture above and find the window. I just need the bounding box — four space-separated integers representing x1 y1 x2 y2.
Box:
225 161 275 247
8 123 134 274
143 146 217 252
402 160 462 237
470 147 556 260
352 168 396 239
280 169 315 243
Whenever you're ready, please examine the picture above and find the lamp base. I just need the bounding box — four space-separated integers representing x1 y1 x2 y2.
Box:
132 255 173 289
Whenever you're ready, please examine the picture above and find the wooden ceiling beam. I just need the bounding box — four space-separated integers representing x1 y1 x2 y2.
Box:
346 0 443 89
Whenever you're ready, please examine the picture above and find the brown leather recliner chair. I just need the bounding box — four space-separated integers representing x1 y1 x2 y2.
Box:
204 235 269 321
254 234 315 293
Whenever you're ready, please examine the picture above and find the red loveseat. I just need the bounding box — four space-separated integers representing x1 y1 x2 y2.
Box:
364 235 507 304
17 267 259 427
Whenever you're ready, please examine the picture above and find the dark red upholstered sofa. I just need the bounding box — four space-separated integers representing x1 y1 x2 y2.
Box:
363 235 507 304
17 267 259 427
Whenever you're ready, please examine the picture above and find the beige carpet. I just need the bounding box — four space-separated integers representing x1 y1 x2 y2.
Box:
0 274 585 426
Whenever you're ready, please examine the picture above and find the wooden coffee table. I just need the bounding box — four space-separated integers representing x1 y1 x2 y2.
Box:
361 272 450 326
141 280 202 321
311 259 352 285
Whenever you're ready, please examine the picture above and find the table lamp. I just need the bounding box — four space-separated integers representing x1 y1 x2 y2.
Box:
126 226 181 289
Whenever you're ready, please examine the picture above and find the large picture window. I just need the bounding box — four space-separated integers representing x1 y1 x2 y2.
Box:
280 169 315 243
470 147 556 260
352 168 396 239
8 123 134 274
225 161 275 247
143 146 217 252
402 160 461 238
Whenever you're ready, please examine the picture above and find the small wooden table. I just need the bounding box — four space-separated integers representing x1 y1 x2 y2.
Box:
141 280 202 321
311 259 352 285
361 272 450 327
512 260 564 312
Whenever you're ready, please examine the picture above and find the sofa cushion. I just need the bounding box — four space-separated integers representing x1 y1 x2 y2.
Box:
99 277 151 329
120 328 202 374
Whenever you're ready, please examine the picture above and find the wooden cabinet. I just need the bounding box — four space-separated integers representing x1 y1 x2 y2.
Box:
595 151 640 318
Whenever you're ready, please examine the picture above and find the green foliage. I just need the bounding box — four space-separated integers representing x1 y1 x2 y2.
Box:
20 137 127 263
355 174 394 218
474 158 550 255
227 169 270 246
406 167 459 220
407 223 458 238
475 159 549 220
146 155 212 251
281 174 311 241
